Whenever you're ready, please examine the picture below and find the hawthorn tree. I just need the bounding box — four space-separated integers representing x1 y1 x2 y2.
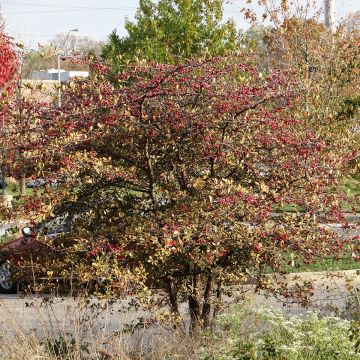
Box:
0 96 51 196
0 28 51 197
8 56 358 330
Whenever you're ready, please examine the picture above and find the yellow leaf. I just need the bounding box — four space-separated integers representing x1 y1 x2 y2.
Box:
260 182 269 193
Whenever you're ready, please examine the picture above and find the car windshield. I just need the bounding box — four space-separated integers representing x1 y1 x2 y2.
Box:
35 214 71 235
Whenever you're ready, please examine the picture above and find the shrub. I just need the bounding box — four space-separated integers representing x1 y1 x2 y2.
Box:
199 306 360 360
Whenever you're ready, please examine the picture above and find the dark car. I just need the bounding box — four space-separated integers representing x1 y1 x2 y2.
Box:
26 176 66 189
26 178 46 188
0 176 6 194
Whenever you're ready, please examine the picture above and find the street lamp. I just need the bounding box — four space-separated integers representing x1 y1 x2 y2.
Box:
57 28 79 107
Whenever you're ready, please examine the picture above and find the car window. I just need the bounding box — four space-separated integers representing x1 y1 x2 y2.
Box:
36 214 71 235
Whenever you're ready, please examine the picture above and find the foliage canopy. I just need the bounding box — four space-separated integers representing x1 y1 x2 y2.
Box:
2 56 357 330
0 2 359 332
101 0 241 66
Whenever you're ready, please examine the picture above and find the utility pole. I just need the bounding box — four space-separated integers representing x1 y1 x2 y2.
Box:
324 0 336 33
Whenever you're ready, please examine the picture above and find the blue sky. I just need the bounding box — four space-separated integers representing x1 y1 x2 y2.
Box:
1 0 358 49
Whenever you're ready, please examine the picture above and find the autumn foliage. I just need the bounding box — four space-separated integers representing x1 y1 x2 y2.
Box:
0 20 17 94
2 55 355 329
0 2 358 331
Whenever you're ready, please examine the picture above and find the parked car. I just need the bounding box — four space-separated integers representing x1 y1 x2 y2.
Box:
27 176 67 189
0 215 117 294
0 227 37 293
0 218 67 293
26 178 46 188
0 176 6 194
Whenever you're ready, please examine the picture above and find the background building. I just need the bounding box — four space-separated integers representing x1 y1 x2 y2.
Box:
31 68 89 82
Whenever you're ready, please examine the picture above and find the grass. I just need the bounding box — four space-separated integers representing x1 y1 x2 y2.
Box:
274 175 360 213
283 255 360 273
3 180 35 197
341 176 360 198
262 249 360 275
341 176 360 212
265 259 359 275
0 293 198 360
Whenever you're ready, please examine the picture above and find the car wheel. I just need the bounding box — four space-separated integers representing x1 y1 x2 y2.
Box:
0 261 17 294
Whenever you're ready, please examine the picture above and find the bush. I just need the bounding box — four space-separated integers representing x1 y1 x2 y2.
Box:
199 306 360 360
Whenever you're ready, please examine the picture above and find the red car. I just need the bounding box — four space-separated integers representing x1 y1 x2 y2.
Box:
0 221 64 294
0 219 116 294
0 227 36 293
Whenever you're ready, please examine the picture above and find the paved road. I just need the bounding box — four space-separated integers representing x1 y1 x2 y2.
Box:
0 270 359 338
0 224 13 237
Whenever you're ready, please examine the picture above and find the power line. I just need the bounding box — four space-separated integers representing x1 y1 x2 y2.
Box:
4 8 135 15
2 2 137 10
18 33 105 38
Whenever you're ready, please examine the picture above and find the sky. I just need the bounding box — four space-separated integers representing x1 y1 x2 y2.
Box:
0 0 359 49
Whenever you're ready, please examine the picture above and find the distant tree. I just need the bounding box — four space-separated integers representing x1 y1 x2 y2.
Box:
102 0 241 66
50 33 102 58
21 34 102 79
243 0 360 176
344 11 360 31
20 45 56 79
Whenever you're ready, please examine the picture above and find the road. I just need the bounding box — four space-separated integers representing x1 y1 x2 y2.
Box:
0 224 13 237
0 270 359 339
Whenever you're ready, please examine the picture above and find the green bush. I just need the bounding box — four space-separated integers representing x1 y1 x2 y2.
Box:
199 306 360 360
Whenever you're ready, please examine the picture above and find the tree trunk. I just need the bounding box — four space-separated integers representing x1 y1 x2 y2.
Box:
201 274 213 329
20 175 26 196
188 275 201 333
212 280 222 328
165 278 179 315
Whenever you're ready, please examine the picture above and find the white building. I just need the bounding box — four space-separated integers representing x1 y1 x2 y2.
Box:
31 68 89 82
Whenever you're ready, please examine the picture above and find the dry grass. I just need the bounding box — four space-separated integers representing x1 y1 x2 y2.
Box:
1 279 359 360
0 323 199 360
0 294 200 360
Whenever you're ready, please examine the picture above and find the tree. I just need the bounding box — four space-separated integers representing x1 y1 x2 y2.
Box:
0 19 18 94
0 18 57 197
344 11 360 31
9 57 357 331
101 0 241 66
50 33 102 58
0 95 49 196
243 0 360 175
0 18 21 194
1 1 358 333
20 45 56 79
21 34 102 79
